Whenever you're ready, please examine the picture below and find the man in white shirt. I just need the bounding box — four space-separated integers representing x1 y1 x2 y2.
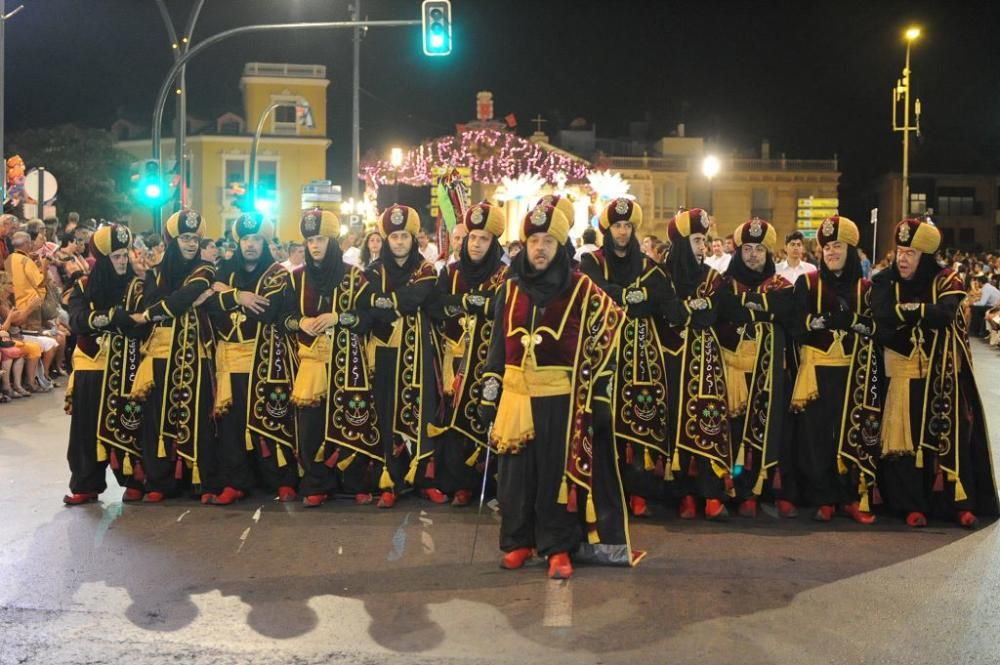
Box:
280 241 305 272
704 237 732 273
417 230 439 264
574 227 599 262
775 230 816 284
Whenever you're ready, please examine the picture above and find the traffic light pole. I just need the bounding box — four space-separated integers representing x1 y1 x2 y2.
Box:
149 18 421 226
248 102 283 208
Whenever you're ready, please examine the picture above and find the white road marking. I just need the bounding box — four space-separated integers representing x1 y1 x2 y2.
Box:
176 510 191 522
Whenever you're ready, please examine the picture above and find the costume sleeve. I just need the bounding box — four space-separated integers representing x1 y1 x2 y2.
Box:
579 253 624 304
427 269 463 322
480 283 507 407
141 270 213 322
244 271 289 326
67 284 106 335
394 277 436 315
790 274 811 341
921 293 962 330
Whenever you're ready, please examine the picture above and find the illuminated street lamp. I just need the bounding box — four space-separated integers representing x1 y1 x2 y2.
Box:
702 155 720 209
893 26 922 218
390 147 403 168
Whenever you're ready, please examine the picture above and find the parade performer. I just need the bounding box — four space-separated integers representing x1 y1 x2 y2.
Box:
716 217 797 518
791 216 881 523
579 198 671 518
427 201 508 506
285 209 382 507
204 213 296 505
659 209 732 520
63 224 146 504
872 218 999 528
366 205 441 508
479 204 639 579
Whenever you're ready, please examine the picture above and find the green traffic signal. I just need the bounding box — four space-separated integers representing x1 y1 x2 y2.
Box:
421 0 451 56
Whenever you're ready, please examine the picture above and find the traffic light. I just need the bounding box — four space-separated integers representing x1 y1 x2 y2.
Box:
421 0 451 56
131 159 169 206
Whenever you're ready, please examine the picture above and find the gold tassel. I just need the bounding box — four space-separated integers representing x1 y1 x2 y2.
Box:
191 465 201 485
643 447 654 471
710 460 728 479
915 447 924 469
587 529 600 544
557 475 569 504
837 457 848 475
664 459 674 481
859 491 870 513
157 437 166 458
735 445 745 468
585 493 597 523
671 453 681 472
276 444 287 468
123 455 133 477
426 423 447 437
954 478 968 502
404 458 418 485
337 452 358 471
96 442 107 463
314 442 326 463
379 466 393 490
245 431 254 452
464 447 481 467
752 469 766 496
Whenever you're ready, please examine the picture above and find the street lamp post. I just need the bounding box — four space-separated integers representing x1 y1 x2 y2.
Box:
893 26 922 220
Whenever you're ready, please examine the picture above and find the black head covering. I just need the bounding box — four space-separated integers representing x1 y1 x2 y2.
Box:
380 240 424 290
893 252 942 299
511 243 571 307
726 246 775 288
459 235 504 289
222 238 276 289
306 237 346 293
663 234 706 298
819 245 864 305
602 226 644 287
147 236 200 303
85 250 135 310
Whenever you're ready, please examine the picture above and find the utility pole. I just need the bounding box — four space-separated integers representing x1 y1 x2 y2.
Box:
351 0 362 201
0 2 24 203
892 27 922 221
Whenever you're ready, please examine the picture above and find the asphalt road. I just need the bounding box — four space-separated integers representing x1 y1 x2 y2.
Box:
2 342 999 665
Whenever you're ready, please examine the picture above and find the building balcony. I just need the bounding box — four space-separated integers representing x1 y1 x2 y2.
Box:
243 62 326 79
605 156 839 173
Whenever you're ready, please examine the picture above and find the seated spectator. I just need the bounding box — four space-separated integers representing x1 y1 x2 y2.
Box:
970 274 1000 337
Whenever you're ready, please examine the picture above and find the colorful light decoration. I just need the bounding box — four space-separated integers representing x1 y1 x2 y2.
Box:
587 169 633 202
495 173 547 202
361 128 591 191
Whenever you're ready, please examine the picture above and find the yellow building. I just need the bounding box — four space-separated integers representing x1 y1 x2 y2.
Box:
115 62 331 240
603 136 840 243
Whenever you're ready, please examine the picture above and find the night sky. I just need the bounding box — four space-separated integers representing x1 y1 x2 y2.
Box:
6 0 999 210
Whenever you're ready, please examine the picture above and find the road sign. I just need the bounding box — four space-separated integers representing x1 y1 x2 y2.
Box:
24 168 58 204
796 208 839 219
797 197 838 208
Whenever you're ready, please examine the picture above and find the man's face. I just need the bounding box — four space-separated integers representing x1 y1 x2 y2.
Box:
641 236 653 255
289 246 305 266
526 233 559 271
822 241 848 272
896 246 919 280
786 239 804 260
201 243 219 263
75 229 93 251
416 231 428 249
109 248 130 275
239 234 264 264
610 221 633 252
741 243 768 272
690 233 707 260
388 231 413 259
711 239 723 256
44 221 57 240
31 233 45 251
306 235 329 262
724 238 736 254
466 229 492 263
451 226 467 256
177 233 200 260
0 216 13 236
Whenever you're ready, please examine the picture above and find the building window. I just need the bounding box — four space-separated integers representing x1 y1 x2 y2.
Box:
223 157 246 188
941 227 956 247
271 97 299 135
909 192 927 215
937 187 975 216
654 181 677 218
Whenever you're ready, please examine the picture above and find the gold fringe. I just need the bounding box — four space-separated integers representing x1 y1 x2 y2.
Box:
96 442 107 463
123 455 133 477
157 437 166 458
587 529 600 544
643 447 655 471
859 491 870 513
314 442 326 463
585 493 597 523
735 444 745 468
337 452 358 471
464 447 481 467
838 457 848 475
245 431 253 452
379 466 393 490
557 475 569 504
752 469 766 496
671 453 681 472
915 447 924 469
426 423 448 437
954 478 968 502
404 458 418 485
191 464 201 485
710 459 728 479
664 459 674 481
276 444 287 468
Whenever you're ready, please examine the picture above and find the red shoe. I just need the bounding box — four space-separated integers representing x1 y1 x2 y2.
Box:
355 493 374 505
678 495 697 520
705 499 728 520
451 489 473 507
421 488 448 504
813 505 835 522
776 499 798 518
842 502 877 525
377 491 396 509
737 497 758 518
206 486 244 506
302 494 327 508
144 491 166 503
500 547 534 570
122 488 144 502
547 552 573 579
906 511 928 528
63 492 98 506
630 495 652 518
277 486 297 502
958 511 979 529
